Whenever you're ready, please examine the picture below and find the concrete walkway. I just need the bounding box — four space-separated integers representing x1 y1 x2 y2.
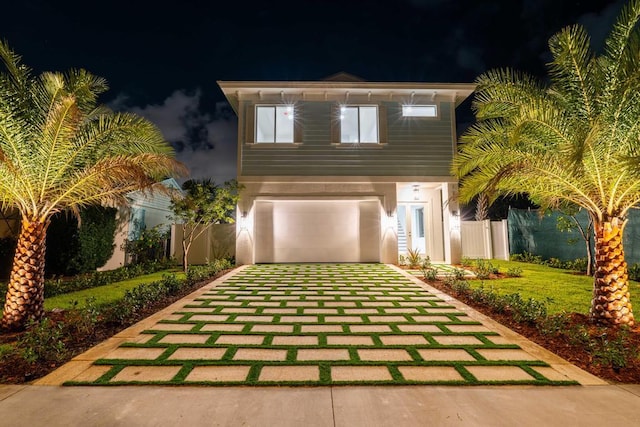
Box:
34 264 599 386
2 384 640 426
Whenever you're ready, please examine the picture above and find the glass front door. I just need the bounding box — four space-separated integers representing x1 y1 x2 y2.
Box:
398 203 428 255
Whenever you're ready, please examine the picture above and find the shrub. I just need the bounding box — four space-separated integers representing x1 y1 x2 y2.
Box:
45 207 118 276
423 267 438 281
460 256 473 267
453 267 467 280
537 312 570 336
506 267 523 277
448 278 470 293
544 257 564 269
419 256 437 281
510 252 588 273
510 252 543 264
474 259 494 279
504 293 549 324
186 259 233 283
405 248 422 268
590 328 638 369
123 224 169 265
565 257 588 273
19 318 67 363
71 207 118 273
629 264 640 281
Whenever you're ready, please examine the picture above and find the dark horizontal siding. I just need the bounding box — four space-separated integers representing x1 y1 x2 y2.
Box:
240 101 455 176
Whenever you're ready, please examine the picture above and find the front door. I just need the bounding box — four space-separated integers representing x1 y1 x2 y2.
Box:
398 203 428 256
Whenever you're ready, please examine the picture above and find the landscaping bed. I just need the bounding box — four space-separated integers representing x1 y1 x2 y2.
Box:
425 274 640 384
0 262 232 384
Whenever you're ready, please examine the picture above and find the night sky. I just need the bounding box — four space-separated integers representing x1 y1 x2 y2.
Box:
2 0 625 183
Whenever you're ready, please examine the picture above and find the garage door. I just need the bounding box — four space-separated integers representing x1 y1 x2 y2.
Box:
254 200 380 263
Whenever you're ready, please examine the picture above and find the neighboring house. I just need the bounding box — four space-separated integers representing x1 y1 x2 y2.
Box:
100 178 184 270
218 73 474 264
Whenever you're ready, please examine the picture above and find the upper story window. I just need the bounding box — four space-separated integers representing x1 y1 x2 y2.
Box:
402 105 437 117
256 105 294 143
340 105 378 143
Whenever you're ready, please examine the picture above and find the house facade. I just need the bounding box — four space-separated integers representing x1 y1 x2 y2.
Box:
218 75 474 265
100 178 183 270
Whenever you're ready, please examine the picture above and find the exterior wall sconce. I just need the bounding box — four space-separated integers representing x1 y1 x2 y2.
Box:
239 211 248 231
385 209 395 229
413 185 420 201
450 210 461 232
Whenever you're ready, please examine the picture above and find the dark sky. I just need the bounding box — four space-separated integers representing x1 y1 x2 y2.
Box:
2 0 625 182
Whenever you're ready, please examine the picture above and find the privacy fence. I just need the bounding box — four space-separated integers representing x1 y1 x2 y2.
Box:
508 208 640 266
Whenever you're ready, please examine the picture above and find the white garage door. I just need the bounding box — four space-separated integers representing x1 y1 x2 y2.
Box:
254 200 380 263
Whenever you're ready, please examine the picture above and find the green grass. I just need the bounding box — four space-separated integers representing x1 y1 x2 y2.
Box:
467 260 640 314
44 269 185 310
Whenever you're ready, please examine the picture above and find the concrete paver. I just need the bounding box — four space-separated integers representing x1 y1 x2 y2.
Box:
332 366 393 382
167 347 227 360
417 348 477 361
398 366 465 381
111 366 181 382
185 366 250 382
259 366 320 382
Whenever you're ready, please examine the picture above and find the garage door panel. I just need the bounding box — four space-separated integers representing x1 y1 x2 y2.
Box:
255 200 380 263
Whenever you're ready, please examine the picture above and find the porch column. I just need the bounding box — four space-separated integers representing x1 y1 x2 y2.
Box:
442 182 462 264
380 188 398 264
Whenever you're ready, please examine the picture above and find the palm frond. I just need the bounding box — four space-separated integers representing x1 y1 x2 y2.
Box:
547 24 598 122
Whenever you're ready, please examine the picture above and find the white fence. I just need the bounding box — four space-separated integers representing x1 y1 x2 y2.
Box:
171 223 236 265
460 219 509 260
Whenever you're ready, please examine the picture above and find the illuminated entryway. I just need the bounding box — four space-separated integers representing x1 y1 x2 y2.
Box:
396 183 445 262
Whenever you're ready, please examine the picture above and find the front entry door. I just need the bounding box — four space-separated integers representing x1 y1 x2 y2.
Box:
398 203 428 256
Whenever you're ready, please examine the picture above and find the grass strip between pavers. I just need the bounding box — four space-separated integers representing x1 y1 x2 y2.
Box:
63 263 580 387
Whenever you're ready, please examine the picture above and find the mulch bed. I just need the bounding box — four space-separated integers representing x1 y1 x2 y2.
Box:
0 271 230 384
427 278 640 384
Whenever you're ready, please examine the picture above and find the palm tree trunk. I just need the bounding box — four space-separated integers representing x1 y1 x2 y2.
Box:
1 217 49 330
590 217 635 326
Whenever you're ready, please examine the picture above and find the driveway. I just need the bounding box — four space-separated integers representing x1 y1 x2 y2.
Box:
36 263 600 386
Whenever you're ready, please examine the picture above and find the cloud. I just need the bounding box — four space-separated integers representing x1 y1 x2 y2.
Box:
110 90 238 184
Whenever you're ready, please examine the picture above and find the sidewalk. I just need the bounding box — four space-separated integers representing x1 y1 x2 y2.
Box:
1 383 640 426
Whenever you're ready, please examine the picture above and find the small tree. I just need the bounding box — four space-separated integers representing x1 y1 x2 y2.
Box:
555 204 594 276
171 179 241 272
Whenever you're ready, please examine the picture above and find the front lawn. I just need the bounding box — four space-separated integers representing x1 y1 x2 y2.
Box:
465 260 640 314
44 269 185 310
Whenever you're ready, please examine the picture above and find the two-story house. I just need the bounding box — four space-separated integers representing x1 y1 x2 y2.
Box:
218 74 474 265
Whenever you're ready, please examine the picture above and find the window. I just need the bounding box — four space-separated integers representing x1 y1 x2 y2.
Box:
256 105 294 143
415 207 425 238
402 105 437 117
340 105 378 143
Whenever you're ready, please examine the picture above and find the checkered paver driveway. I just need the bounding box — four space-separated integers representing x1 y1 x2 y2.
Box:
49 264 589 386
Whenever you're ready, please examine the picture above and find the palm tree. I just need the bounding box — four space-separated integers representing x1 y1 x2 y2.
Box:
0 41 185 330
452 1 640 326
